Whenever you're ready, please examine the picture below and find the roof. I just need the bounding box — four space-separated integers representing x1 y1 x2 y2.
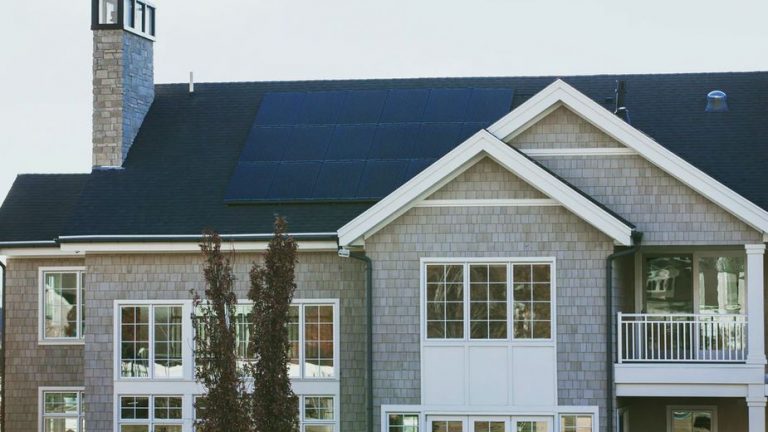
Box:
2 71 768 244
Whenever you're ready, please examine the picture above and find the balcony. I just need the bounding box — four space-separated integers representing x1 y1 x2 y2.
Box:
617 313 747 363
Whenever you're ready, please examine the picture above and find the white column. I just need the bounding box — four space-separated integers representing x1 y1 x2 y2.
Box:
746 244 766 365
748 395 767 432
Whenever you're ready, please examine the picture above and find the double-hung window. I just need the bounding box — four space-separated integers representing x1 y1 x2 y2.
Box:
119 304 184 379
301 395 336 432
40 268 86 342
40 389 85 432
425 261 553 341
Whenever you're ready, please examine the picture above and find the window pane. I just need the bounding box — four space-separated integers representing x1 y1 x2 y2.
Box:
154 426 182 432
304 306 334 378
135 2 145 32
288 305 300 377
305 426 333 432
645 256 693 314
426 265 464 339
154 396 182 419
44 418 80 432
120 396 149 419
124 0 134 28
469 264 507 340
44 272 80 338
389 414 419 431
304 396 334 420
121 306 150 377
121 426 149 432
699 256 745 314
517 421 548 432
44 392 78 414
474 421 505 432
560 415 592 432
80 274 86 336
146 6 155 36
432 421 463 432
513 264 551 339
154 306 183 378
99 0 119 24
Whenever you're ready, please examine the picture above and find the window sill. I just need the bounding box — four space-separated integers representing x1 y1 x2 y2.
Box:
38 339 85 346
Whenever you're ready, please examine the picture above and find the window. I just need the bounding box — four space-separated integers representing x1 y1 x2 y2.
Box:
431 420 463 432
668 407 716 432
302 396 335 432
124 0 134 27
425 261 553 341
120 305 183 379
41 269 85 341
388 414 419 432
99 0 119 24
515 420 548 432
119 395 182 432
698 255 745 314
204 302 336 379
560 415 592 432
474 420 504 432
41 390 85 432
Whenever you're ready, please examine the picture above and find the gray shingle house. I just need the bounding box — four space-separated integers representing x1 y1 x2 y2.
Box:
1 2 768 431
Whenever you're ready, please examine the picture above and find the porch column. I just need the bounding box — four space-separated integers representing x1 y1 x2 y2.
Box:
746 244 766 365
748 394 766 432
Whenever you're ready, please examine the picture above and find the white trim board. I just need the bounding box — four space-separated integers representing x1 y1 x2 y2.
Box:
522 147 636 157
337 130 635 246
488 79 768 235
415 199 559 208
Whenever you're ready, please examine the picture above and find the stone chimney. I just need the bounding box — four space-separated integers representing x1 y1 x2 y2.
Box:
91 0 156 167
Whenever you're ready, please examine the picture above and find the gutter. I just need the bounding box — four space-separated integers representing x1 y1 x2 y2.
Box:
340 248 374 432
605 231 643 432
57 233 338 243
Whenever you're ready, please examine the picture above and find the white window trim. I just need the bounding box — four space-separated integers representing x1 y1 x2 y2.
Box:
116 394 185 430
38 267 86 345
666 405 718 432
420 257 557 345
300 394 339 432
113 300 194 382
558 412 597 432
38 386 85 432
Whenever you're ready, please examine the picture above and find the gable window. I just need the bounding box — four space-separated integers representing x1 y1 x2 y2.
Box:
119 395 183 431
425 261 553 341
119 304 183 379
40 389 85 432
40 268 86 342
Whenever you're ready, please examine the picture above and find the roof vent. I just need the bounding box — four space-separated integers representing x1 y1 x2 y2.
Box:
705 90 728 112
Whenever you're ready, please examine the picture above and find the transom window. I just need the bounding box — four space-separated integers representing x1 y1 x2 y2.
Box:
41 390 85 432
120 305 183 379
425 261 553 340
119 395 182 431
41 269 86 341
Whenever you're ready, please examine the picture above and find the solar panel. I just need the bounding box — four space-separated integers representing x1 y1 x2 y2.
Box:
224 87 515 202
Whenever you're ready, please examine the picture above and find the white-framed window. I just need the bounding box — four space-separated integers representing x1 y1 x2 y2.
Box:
429 416 465 432
424 260 554 341
118 395 183 431
39 267 86 343
666 406 716 432
559 414 593 432
203 301 338 379
301 395 336 432
39 387 85 432
387 413 420 432
117 303 184 379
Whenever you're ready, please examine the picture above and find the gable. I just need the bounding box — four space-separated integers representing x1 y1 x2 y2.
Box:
425 157 547 201
511 106 624 150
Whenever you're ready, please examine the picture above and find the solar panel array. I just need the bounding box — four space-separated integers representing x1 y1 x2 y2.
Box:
225 88 515 202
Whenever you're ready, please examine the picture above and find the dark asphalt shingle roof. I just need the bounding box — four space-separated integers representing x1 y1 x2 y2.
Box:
1 71 767 244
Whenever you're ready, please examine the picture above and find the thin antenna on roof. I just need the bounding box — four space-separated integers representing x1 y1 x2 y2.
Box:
189 71 195 94
614 80 630 123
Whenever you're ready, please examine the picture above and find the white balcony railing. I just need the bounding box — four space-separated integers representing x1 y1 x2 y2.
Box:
617 313 747 363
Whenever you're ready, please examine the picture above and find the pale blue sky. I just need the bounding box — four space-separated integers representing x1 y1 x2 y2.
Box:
1 0 767 204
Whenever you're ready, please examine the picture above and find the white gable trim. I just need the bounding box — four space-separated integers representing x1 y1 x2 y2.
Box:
488 79 768 235
337 130 634 246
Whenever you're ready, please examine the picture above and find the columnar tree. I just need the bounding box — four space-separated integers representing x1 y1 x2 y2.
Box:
248 216 300 432
191 232 250 431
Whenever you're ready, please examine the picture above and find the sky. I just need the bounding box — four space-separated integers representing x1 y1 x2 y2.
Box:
0 0 767 205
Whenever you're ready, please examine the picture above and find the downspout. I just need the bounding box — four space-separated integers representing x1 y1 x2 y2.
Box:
606 231 642 432
344 250 374 432
0 259 5 432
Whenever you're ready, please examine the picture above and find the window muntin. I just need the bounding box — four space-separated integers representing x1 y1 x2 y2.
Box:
388 413 419 432
42 391 84 432
119 396 182 432
512 264 551 339
425 262 553 341
302 396 335 432
42 270 85 340
120 305 183 379
426 264 464 339
560 415 592 432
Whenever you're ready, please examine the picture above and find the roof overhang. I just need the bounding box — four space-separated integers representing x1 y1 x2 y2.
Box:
488 79 768 235
337 129 636 247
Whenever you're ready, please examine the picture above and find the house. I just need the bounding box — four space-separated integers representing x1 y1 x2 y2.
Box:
1 1 768 431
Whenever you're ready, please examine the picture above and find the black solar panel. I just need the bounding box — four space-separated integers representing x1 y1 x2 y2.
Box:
224 87 515 202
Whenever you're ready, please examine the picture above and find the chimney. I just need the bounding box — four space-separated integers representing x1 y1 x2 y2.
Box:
91 0 156 168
